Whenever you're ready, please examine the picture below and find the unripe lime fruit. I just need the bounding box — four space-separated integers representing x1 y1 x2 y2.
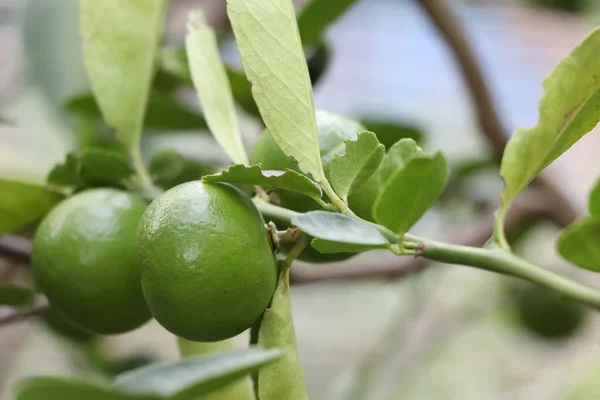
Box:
136 181 278 342
250 109 379 220
32 189 150 335
512 283 586 339
43 309 96 343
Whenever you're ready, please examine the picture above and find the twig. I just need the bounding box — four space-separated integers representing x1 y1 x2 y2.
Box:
289 187 555 285
414 0 577 226
0 235 32 264
0 301 50 327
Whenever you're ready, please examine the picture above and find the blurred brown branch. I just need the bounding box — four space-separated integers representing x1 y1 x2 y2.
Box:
0 300 49 327
414 0 577 227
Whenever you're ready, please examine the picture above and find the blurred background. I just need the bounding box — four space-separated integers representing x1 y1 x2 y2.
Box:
1 0 600 399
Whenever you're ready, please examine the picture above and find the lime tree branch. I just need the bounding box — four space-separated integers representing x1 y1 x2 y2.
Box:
412 238 600 309
0 301 50 327
415 0 577 227
253 194 600 310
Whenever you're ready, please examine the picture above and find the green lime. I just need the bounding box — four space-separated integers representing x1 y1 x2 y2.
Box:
512 283 586 339
136 181 278 342
32 189 151 335
43 308 96 343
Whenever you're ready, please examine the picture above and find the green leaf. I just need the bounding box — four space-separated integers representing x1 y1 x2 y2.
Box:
65 92 208 132
47 149 134 192
13 377 153 400
47 153 86 192
0 284 35 306
149 150 186 183
328 131 384 201
226 67 261 118
361 119 425 149
0 180 61 235
379 138 423 185
227 0 326 183
113 348 283 400
297 0 358 46
499 28 600 215
177 338 254 400
590 179 600 216
203 164 322 201
257 268 308 400
310 238 389 254
79 149 134 187
374 153 448 235
292 211 391 247
79 0 167 149
186 11 248 165
557 217 600 272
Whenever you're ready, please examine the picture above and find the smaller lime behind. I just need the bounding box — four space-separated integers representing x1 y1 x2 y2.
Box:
32 189 151 335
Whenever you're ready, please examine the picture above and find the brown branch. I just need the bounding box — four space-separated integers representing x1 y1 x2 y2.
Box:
414 0 577 226
0 235 32 264
290 188 557 285
0 301 50 327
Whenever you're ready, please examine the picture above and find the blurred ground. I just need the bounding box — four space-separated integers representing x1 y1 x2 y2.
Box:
1 1 600 399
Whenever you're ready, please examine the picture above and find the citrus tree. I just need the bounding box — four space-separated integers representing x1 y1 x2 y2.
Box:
2 0 600 399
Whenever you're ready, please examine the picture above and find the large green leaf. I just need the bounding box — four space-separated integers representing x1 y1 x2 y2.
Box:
186 11 248 165
557 217 600 272
227 0 325 183
374 153 448 235
292 211 391 247
79 0 167 149
177 339 254 400
13 377 154 400
328 131 384 201
499 28 600 217
203 164 322 201
65 92 208 132
0 284 35 307
590 179 600 216
226 67 261 118
113 348 283 400
296 0 358 46
257 268 308 400
310 238 390 254
0 180 61 235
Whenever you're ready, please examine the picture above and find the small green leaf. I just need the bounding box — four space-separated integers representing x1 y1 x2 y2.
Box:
13 377 153 400
379 138 423 185
79 0 167 149
226 67 261 118
149 150 186 183
557 217 600 272
227 0 326 183
499 28 600 216
297 0 358 46
374 153 448 235
65 92 208 132
203 164 322 201
186 11 248 165
79 149 134 187
311 238 389 254
177 338 254 400
257 268 308 400
292 211 391 246
0 179 62 235
47 153 86 192
113 348 283 400
328 131 384 201
0 284 35 306
590 179 600 216
361 119 425 149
